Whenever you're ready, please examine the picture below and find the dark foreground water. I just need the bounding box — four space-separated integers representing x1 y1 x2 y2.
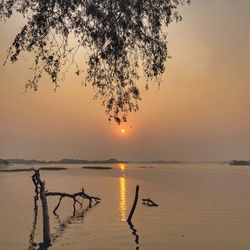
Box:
1 163 250 250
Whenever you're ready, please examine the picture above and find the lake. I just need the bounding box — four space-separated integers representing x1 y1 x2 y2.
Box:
1 163 250 249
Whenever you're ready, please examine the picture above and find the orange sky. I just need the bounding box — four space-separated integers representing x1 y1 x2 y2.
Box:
0 0 250 161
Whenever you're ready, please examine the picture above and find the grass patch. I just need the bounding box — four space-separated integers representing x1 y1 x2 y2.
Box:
82 166 112 170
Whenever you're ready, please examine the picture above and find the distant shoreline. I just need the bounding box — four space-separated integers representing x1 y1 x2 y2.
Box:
230 160 250 166
2 158 229 165
5 158 127 165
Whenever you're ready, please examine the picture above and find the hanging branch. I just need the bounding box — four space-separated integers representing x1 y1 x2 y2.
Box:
0 0 191 123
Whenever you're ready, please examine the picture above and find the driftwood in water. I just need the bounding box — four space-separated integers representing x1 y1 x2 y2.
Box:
28 195 100 250
127 185 139 224
142 198 159 207
46 188 101 214
32 169 51 246
31 168 101 247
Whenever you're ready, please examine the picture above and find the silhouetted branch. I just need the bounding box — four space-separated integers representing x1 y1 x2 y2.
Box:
127 185 139 224
53 196 63 214
46 188 101 214
32 169 51 246
142 198 159 207
0 0 191 123
31 168 101 248
51 202 100 244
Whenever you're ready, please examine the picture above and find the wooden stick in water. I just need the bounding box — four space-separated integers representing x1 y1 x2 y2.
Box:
142 198 159 207
127 185 139 224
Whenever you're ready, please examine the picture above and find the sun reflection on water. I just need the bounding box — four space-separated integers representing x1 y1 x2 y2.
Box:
120 176 127 221
118 163 126 171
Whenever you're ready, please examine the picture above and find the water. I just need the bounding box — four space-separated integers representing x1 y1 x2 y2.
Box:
1 163 250 249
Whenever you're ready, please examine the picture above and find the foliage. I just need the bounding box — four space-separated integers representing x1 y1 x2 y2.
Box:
0 0 190 123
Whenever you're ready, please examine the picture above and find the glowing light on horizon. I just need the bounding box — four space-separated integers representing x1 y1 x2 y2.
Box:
120 176 127 221
121 128 126 134
118 163 126 171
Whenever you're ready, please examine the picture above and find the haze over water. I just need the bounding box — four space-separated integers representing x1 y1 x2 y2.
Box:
1 163 250 250
1 1 250 249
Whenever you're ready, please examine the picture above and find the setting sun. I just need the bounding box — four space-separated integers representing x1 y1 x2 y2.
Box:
1 1 250 250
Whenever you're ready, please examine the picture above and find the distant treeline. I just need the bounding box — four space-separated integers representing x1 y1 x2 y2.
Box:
6 158 127 164
230 160 250 166
0 159 9 165
137 161 182 164
1 158 230 165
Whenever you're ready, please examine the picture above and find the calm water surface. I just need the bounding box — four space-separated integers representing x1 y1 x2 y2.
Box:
1 163 250 249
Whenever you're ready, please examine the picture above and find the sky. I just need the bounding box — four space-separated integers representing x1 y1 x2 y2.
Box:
0 0 250 162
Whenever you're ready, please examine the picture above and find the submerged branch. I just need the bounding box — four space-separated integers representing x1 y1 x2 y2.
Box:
142 198 159 207
31 168 101 248
46 188 101 214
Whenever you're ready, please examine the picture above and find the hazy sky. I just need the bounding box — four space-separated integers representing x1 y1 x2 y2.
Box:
0 0 250 161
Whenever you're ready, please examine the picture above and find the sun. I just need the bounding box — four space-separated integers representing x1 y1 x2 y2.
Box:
121 128 126 134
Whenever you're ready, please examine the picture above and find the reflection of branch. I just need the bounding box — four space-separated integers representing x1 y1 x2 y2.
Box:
27 203 49 250
128 220 140 249
127 185 140 249
30 169 101 249
28 201 100 250
28 203 38 250
51 202 100 244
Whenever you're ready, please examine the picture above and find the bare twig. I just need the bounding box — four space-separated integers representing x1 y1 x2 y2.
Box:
142 198 159 207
